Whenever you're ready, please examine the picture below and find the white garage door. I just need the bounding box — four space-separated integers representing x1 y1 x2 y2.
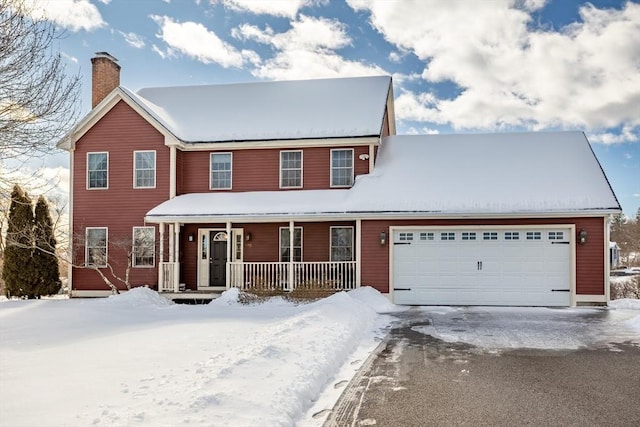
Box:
392 227 572 306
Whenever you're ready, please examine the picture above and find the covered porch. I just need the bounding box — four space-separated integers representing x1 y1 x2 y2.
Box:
154 219 362 294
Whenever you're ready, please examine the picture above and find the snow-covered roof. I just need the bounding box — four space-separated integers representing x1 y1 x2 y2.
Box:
146 131 620 222
128 76 391 143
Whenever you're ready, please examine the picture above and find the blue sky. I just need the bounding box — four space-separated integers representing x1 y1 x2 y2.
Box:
31 0 640 217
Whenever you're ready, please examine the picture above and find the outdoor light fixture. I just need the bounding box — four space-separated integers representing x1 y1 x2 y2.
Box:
380 231 387 246
188 233 195 242
578 229 588 245
245 232 252 242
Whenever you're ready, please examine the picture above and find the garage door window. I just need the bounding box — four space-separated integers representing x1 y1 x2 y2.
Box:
441 232 455 240
483 232 498 240
399 232 414 241
462 232 477 240
526 231 542 240
548 231 565 240
420 232 434 241
505 231 520 240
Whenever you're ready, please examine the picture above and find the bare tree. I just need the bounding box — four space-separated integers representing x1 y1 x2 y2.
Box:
0 0 81 187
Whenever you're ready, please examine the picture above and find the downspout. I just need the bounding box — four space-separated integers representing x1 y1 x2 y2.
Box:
68 148 75 296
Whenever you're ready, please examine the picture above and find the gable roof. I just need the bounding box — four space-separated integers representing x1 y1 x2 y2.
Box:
133 76 392 143
145 131 620 222
58 76 393 150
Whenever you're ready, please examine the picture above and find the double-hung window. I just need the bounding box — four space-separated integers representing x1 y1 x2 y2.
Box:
280 227 302 262
134 151 156 188
280 151 302 188
331 149 354 187
87 152 108 189
132 227 155 267
86 227 107 267
330 227 354 261
210 153 232 189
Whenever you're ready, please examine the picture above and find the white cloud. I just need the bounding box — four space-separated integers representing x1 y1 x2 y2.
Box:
217 0 310 18
235 15 385 80
61 52 78 63
28 0 105 31
119 31 145 49
348 1 640 135
588 125 640 145
151 15 254 68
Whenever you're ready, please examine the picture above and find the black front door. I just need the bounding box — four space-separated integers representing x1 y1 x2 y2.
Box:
209 233 227 287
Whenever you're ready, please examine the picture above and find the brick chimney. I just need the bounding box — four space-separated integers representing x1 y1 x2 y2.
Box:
91 52 120 108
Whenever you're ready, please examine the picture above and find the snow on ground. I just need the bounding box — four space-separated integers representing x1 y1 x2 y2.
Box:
0 287 393 427
412 305 640 351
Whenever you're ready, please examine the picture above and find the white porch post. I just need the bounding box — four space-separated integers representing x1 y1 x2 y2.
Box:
226 221 231 289
355 219 362 288
173 222 180 292
158 223 165 292
289 220 294 291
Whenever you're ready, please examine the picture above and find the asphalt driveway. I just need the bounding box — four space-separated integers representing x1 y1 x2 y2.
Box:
326 307 640 427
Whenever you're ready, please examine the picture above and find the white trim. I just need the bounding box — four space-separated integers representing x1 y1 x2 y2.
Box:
133 150 156 189
179 137 380 151
279 226 303 262
132 226 156 268
279 150 303 189
86 152 109 190
71 290 116 298
68 150 74 295
386 84 396 135
85 227 108 268
576 294 607 303
330 148 354 188
210 152 233 190
389 224 577 307
169 146 176 199
197 227 244 290
604 216 611 302
368 144 375 172
329 226 354 261
226 222 232 289
355 219 362 288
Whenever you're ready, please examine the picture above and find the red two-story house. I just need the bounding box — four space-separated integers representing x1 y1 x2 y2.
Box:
59 52 620 306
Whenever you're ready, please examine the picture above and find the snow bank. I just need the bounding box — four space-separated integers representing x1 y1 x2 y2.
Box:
0 287 390 427
348 286 400 313
609 298 640 310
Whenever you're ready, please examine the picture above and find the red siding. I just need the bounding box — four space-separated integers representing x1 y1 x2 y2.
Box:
72 101 170 291
180 146 370 193
361 217 605 296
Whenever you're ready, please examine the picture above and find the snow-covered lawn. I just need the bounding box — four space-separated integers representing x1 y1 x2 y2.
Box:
0 287 396 427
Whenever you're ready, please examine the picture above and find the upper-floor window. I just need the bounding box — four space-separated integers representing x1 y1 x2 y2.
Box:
87 152 108 189
86 227 107 267
210 153 232 189
331 227 354 261
331 149 354 187
132 226 155 267
134 151 156 188
280 227 302 262
280 150 302 188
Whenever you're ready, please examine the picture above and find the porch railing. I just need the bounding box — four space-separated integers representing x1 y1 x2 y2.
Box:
229 261 357 292
159 262 179 292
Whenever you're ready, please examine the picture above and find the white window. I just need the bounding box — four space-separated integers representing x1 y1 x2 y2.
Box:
134 151 156 188
331 149 354 187
420 232 434 241
462 232 477 241
548 231 564 240
280 227 302 262
483 232 498 240
399 232 414 241
210 153 232 189
133 227 155 267
441 232 455 241
280 151 302 188
526 231 542 240
86 227 107 267
505 231 520 240
331 227 354 261
87 152 108 189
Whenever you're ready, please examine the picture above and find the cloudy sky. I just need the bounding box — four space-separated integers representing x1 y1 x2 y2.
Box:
29 0 640 216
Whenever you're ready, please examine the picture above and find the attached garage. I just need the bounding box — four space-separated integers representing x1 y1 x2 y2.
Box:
392 226 574 306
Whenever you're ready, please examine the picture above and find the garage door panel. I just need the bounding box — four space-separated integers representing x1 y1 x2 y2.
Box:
393 227 571 306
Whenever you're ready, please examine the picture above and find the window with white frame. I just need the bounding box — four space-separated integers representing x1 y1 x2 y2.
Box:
86 227 107 267
331 227 353 261
133 227 155 267
331 149 354 187
279 227 302 262
210 153 232 189
280 151 302 188
87 152 108 189
134 151 156 188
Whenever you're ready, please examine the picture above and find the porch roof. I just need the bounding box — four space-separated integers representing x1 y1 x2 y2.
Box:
145 131 620 222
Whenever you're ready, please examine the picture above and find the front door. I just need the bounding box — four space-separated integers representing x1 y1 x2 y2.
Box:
209 232 228 287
